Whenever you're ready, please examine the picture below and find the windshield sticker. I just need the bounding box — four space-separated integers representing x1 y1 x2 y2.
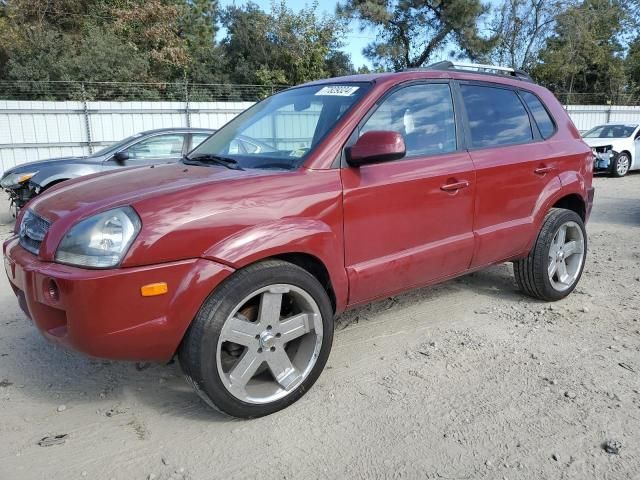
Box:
315 86 360 96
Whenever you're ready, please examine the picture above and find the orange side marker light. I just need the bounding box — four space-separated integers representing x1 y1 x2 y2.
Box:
141 282 168 297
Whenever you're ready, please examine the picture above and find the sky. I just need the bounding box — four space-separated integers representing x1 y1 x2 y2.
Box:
218 0 501 70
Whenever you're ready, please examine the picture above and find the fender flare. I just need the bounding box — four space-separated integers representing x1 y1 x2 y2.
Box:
525 173 587 252
202 218 349 313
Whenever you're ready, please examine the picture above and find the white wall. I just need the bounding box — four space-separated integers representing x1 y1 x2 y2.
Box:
2 101 640 175
0 100 253 174
565 105 640 132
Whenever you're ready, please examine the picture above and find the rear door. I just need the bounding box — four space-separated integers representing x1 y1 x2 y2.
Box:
341 82 476 305
458 83 559 267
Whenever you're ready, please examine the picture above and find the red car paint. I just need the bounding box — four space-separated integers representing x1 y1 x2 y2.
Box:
3 69 594 361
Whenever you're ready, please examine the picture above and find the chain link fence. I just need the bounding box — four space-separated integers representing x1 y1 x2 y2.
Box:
0 81 289 102
2 80 639 105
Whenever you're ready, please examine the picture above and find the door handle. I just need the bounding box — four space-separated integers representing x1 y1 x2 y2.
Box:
534 165 554 175
440 180 470 192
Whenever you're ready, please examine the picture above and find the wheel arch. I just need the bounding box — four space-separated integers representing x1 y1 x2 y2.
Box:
271 252 337 314
203 218 348 313
552 193 586 221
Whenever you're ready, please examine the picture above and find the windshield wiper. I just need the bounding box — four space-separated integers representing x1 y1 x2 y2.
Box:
183 154 244 170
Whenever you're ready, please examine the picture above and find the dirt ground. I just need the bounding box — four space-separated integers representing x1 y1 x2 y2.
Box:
0 173 639 480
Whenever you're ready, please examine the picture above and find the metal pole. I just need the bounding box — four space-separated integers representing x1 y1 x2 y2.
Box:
81 83 93 154
184 80 191 128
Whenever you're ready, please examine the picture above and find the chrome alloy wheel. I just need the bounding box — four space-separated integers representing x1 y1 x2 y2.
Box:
617 154 630 176
547 221 585 292
216 284 323 404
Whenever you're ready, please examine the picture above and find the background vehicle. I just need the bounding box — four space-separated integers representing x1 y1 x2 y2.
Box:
582 123 640 177
3 62 593 418
0 128 214 213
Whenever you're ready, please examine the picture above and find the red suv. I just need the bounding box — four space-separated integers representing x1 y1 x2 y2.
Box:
3 62 594 417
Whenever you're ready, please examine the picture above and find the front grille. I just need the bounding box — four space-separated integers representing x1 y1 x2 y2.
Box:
19 210 51 255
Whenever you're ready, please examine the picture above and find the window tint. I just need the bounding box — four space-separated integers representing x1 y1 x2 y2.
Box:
461 85 533 148
520 91 555 139
361 83 457 157
127 134 185 159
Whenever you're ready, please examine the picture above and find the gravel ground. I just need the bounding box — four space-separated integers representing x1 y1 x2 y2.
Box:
0 173 639 480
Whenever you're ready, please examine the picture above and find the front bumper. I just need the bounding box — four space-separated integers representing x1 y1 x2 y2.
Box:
1 183 36 210
3 236 233 361
592 150 618 171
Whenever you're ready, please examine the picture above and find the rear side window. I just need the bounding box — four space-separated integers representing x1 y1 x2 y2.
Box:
361 83 457 157
460 85 533 148
520 91 556 139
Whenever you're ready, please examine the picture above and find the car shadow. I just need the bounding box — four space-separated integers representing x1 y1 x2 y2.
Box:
4 262 530 422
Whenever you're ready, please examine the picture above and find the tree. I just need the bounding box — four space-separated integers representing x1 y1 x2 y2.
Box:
487 0 566 70
221 1 348 86
337 0 494 71
532 0 627 104
626 37 640 96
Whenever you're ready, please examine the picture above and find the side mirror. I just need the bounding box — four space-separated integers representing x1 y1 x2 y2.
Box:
113 151 130 165
346 131 406 167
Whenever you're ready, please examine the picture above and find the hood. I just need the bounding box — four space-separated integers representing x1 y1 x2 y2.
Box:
29 162 308 265
30 162 266 223
2 156 98 176
582 137 627 149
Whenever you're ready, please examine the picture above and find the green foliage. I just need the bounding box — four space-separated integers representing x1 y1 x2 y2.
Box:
487 0 565 70
221 1 349 86
337 0 494 70
2 0 640 103
531 0 627 104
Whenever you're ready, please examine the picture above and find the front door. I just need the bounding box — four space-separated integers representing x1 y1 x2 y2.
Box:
341 82 476 305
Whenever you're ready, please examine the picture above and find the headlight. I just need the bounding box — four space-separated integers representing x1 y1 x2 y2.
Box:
0 171 38 188
55 207 141 268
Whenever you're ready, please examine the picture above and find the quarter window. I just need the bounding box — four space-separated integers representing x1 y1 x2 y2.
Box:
520 91 555 139
360 83 457 157
460 85 533 148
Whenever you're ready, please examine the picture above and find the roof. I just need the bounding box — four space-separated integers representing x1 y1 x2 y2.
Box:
303 62 536 89
139 127 215 135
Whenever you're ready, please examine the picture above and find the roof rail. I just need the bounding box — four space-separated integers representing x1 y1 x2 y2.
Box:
406 61 533 82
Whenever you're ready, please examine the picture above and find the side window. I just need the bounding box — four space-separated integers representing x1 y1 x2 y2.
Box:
126 134 185 159
520 91 556 139
191 133 210 149
360 83 457 157
460 85 533 148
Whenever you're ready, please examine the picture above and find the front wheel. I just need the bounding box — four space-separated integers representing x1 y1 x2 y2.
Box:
514 208 587 301
611 152 631 177
179 260 334 418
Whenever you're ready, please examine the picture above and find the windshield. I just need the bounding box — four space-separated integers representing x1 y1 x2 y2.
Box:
188 83 370 170
583 124 638 138
91 133 144 157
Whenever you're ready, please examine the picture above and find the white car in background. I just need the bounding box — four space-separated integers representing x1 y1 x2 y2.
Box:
582 123 640 177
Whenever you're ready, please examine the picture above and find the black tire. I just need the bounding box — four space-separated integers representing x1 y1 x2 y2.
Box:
610 152 631 177
178 259 334 418
513 208 587 301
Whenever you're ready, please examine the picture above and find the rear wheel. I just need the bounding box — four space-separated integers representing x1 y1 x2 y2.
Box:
514 208 587 301
179 260 333 418
611 152 630 177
